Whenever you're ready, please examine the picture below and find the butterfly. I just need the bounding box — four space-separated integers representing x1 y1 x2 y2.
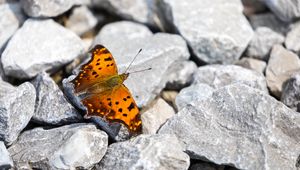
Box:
71 44 142 133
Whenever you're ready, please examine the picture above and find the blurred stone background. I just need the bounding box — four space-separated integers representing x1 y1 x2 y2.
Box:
0 0 300 169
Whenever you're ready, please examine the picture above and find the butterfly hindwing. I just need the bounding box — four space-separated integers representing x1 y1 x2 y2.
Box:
72 45 118 93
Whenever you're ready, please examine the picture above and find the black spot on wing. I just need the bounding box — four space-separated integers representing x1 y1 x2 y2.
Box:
127 102 135 111
104 57 112 61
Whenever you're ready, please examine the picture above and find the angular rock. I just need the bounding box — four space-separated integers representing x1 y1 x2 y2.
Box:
175 84 214 111
285 21 300 54
246 27 284 60
281 72 300 111
1 19 84 79
234 57 266 74
97 134 190 170
65 6 98 36
165 60 197 90
0 81 36 144
158 0 254 64
141 98 175 134
193 65 268 92
266 45 300 98
159 84 300 170
31 72 82 125
21 0 87 17
0 141 13 169
8 123 108 170
0 1 25 51
264 0 300 22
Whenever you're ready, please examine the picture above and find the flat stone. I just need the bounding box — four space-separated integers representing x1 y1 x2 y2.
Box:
193 65 268 92
159 84 300 170
264 0 300 22
165 60 197 90
0 81 36 145
281 72 300 111
0 141 13 169
97 134 190 170
246 27 284 60
141 98 175 134
158 0 253 64
1 19 84 79
8 123 108 169
0 1 25 51
234 57 267 74
65 6 98 36
21 0 86 17
266 45 300 98
285 21 300 54
31 72 82 125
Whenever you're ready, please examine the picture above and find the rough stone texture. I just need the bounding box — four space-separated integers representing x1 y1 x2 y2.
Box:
21 0 87 17
266 45 300 98
281 72 300 111
234 57 267 74
159 84 300 170
1 19 84 79
158 0 254 64
193 65 268 92
285 21 300 54
246 27 284 60
0 141 13 169
175 84 214 111
31 72 82 125
8 123 108 170
165 60 197 90
141 98 175 134
97 134 190 170
65 6 98 36
0 81 36 144
264 0 300 22
0 1 25 51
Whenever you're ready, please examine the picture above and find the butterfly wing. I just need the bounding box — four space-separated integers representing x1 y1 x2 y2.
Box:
71 45 118 93
82 84 141 133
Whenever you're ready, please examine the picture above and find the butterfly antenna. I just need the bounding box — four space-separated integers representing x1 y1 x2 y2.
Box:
125 48 142 73
129 67 152 74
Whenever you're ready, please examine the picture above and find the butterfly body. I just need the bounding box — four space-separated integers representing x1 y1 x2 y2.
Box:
71 45 141 133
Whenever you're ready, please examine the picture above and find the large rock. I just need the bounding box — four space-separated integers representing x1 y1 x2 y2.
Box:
0 81 36 145
141 98 175 134
193 65 268 92
0 141 13 169
281 72 300 111
234 57 266 74
1 19 84 79
158 0 254 64
159 84 300 170
264 0 300 22
285 21 300 54
97 134 190 170
8 123 108 169
266 45 300 98
0 1 25 51
31 72 82 125
246 27 284 60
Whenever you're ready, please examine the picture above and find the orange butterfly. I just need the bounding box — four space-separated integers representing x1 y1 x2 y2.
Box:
71 45 141 133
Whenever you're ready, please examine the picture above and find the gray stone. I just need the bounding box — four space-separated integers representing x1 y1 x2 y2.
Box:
234 57 267 74
285 21 300 54
159 84 300 170
0 141 13 169
161 90 178 109
266 45 300 98
1 19 84 79
97 134 190 170
65 6 98 36
8 123 108 170
281 72 300 111
0 1 25 51
31 72 82 125
165 60 197 90
141 98 175 134
0 81 35 145
158 0 253 64
193 65 268 92
246 27 284 60
175 84 214 111
242 0 266 16
21 0 88 17
264 0 300 22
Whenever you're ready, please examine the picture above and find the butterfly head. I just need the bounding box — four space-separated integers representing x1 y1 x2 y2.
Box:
120 73 129 82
